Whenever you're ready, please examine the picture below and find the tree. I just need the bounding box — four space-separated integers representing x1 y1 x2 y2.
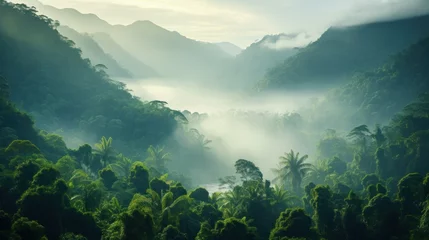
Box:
99 168 118 190
234 159 263 183
129 162 150 194
347 125 371 155
145 145 171 173
93 136 115 168
272 150 312 193
269 208 315 240
189 188 210 203
121 209 154 240
109 154 132 178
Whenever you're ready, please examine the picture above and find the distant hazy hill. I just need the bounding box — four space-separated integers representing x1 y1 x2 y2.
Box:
57 26 132 78
21 1 232 81
258 14 429 91
221 34 300 89
215 42 242 56
91 32 158 78
107 20 232 80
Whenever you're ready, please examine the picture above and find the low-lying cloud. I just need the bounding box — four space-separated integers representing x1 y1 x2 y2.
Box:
260 33 314 50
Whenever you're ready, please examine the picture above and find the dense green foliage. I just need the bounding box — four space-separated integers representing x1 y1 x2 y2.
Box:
2 1 429 240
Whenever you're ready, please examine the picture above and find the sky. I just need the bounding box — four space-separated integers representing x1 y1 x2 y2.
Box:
22 0 429 48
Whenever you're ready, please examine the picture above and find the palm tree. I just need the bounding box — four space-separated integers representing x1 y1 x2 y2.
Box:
272 150 312 193
370 124 386 148
145 145 171 173
94 136 115 168
109 154 133 178
189 128 212 150
347 125 371 152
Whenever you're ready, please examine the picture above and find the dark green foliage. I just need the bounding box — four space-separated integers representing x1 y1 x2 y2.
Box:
11 217 46 240
212 218 258 240
363 194 401 240
234 159 263 182
14 160 40 192
361 174 380 189
62 208 102 240
121 209 154 240
158 225 188 240
195 204 223 227
311 186 335 238
189 187 210 202
269 208 315 240
397 173 425 216
150 178 170 196
32 167 60 186
17 179 68 239
99 167 118 190
327 157 347 175
130 162 149 194
171 183 187 200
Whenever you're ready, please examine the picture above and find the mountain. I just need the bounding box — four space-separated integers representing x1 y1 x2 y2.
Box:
258 14 429 91
57 26 132 78
220 34 300 89
331 36 429 125
0 1 179 157
215 42 242 56
306 36 429 132
18 1 232 81
90 32 158 78
107 20 231 80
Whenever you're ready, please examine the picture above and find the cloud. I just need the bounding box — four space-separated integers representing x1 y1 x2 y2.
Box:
260 33 315 50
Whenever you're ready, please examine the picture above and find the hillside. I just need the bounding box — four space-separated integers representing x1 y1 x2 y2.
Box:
221 34 299 89
331 36 429 125
215 42 242 56
258 14 429 91
0 2 178 157
57 26 132 78
18 0 233 80
91 32 158 78
107 20 232 80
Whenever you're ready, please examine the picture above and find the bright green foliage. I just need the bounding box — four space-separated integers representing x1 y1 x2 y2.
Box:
130 162 150 194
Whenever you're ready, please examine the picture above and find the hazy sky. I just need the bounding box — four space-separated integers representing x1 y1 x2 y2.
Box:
29 0 429 47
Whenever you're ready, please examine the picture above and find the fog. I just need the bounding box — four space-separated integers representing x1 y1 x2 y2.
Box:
120 78 328 181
